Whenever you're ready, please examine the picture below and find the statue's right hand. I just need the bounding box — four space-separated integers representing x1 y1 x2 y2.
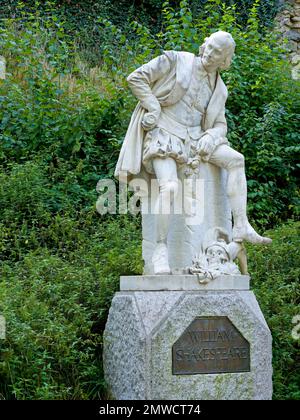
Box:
141 111 159 131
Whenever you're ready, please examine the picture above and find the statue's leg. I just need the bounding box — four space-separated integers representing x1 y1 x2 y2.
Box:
208 145 272 244
151 157 179 274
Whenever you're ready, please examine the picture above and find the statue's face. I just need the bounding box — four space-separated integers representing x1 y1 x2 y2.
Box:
202 36 232 72
206 245 228 265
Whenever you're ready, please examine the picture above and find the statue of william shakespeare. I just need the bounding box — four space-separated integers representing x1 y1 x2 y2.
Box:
114 31 272 277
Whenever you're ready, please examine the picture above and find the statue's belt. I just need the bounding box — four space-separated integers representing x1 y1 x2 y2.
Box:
156 112 204 141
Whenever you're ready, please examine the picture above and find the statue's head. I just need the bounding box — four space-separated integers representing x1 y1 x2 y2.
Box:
199 31 235 72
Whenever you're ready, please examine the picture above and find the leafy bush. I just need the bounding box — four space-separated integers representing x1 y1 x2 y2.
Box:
248 221 300 400
0 1 281 50
0 215 142 400
0 9 127 170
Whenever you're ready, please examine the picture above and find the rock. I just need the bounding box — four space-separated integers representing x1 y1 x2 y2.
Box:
286 29 300 41
291 54 300 64
276 25 287 34
291 16 300 22
288 40 298 52
292 62 300 79
281 17 292 27
291 22 300 28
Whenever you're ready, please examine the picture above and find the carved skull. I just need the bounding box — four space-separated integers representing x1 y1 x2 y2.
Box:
206 243 229 266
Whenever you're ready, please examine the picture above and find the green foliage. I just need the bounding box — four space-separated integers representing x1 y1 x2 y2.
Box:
220 3 300 227
0 1 281 65
0 4 142 399
248 222 300 400
0 4 132 184
0 215 142 399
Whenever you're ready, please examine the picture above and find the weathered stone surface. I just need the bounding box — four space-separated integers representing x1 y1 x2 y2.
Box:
280 17 292 27
291 53 300 64
286 30 300 41
292 61 300 78
275 1 300 73
103 283 272 400
291 22 300 28
103 294 147 399
120 274 250 291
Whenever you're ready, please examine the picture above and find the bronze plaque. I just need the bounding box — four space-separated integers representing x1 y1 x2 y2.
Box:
172 317 250 375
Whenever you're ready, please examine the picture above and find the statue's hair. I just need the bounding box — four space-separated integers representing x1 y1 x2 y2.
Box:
199 31 236 70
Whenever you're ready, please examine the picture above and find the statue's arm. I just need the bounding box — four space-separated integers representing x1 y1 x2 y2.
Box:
198 108 228 158
126 54 172 128
205 108 227 142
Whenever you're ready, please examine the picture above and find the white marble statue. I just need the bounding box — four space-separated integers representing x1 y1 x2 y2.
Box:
115 31 272 276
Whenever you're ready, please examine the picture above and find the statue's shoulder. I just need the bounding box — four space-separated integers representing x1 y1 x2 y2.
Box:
163 50 195 63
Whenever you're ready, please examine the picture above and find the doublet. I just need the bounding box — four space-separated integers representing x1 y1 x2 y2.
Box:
143 58 215 174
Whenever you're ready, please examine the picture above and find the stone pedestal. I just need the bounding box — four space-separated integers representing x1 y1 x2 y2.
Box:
103 275 272 400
